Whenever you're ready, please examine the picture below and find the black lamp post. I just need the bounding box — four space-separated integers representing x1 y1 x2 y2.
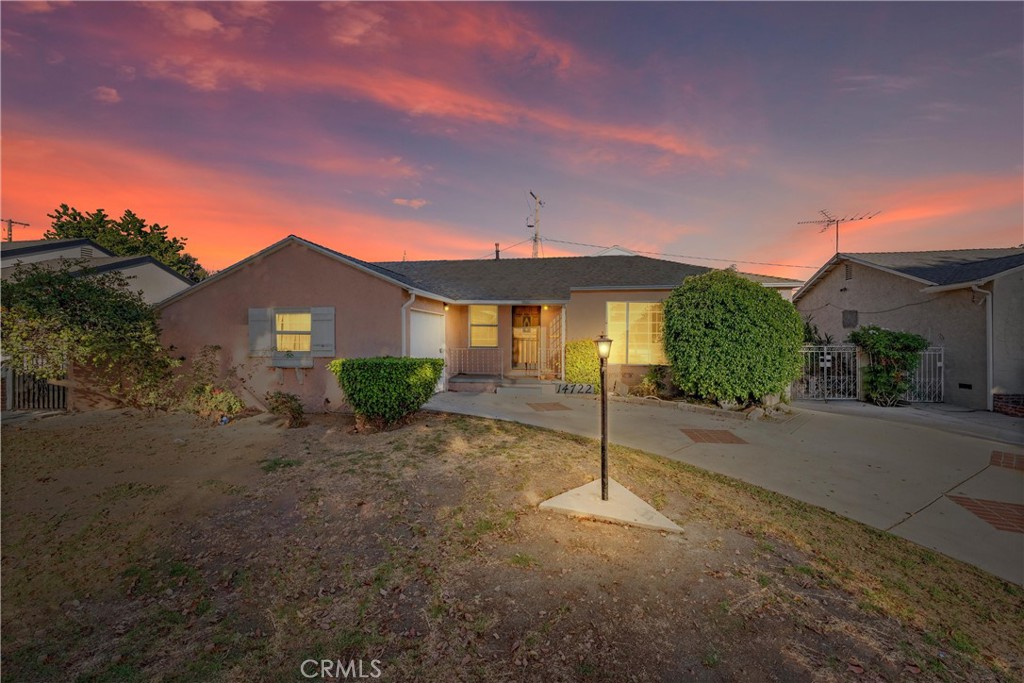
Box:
594 334 613 501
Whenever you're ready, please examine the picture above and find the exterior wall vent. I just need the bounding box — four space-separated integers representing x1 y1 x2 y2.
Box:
844 263 853 280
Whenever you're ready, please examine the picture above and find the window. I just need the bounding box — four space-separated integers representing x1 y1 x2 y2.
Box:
248 307 335 365
606 302 667 365
842 309 858 329
275 311 311 352
469 305 498 347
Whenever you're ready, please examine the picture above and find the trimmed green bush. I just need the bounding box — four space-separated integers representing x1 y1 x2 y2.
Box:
663 269 803 406
328 357 444 429
564 339 601 390
848 325 930 407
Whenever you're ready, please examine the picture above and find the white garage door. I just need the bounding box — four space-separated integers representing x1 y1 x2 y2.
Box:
410 310 446 392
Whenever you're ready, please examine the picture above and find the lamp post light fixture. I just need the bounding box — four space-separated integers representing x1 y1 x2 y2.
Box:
594 334 612 501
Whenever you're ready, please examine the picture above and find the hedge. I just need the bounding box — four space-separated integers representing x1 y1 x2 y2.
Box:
662 269 803 406
564 339 601 390
328 357 444 428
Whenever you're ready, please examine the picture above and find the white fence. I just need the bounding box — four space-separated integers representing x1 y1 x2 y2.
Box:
794 345 859 400
795 344 945 403
902 347 944 403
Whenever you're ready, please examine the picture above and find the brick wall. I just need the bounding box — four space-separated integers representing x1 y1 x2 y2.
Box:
993 393 1024 417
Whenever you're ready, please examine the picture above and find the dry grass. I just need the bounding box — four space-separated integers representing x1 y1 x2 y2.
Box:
1 409 1020 682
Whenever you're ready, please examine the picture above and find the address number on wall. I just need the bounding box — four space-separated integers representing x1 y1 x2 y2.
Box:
556 383 595 394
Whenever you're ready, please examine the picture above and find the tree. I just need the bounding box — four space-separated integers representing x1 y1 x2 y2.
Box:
45 204 208 281
662 269 803 407
1 259 178 407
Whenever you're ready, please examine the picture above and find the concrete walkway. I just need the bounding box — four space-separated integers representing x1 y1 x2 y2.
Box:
427 391 1024 585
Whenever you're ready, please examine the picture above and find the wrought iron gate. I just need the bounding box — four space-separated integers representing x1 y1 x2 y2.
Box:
794 345 858 400
903 347 944 403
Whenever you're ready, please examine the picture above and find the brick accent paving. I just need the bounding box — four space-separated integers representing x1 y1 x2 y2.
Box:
947 496 1024 533
526 402 572 412
990 451 1024 472
680 429 747 444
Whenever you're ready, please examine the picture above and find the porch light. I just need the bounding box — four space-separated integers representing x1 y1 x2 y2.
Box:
444 304 449 311
594 334 612 500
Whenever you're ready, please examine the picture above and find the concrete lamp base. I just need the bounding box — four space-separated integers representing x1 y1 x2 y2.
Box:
539 478 683 533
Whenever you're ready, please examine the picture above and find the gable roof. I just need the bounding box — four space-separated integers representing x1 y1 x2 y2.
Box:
793 248 1024 301
376 255 801 302
1 238 114 260
0 254 193 284
156 235 430 308
159 234 804 308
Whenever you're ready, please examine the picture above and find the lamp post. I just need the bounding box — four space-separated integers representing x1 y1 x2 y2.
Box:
594 334 613 501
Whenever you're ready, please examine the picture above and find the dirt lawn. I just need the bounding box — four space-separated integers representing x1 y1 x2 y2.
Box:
2 410 1021 682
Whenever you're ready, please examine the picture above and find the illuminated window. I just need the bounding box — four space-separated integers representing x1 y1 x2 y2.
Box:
275 311 312 352
606 302 667 365
469 305 499 347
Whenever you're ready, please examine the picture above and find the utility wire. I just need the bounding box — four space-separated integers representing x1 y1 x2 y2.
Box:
542 237 818 269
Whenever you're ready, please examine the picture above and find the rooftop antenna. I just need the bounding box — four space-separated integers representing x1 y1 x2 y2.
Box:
527 190 544 258
1 218 29 242
797 209 880 254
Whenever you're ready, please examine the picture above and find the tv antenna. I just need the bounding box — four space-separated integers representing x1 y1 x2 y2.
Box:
527 190 544 258
797 209 880 254
1 218 30 242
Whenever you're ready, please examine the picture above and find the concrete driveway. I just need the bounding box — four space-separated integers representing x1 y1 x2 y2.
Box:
426 391 1024 585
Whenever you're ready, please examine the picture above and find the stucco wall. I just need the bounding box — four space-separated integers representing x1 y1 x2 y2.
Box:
796 260 987 409
992 269 1024 394
158 241 408 412
121 263 191 304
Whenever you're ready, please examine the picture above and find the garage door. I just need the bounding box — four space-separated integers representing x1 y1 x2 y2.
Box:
410 310 446 392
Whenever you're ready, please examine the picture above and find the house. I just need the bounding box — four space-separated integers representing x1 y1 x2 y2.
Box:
1 238 194 304
157 235 803 411
792 248 1024 414
1 238 195 411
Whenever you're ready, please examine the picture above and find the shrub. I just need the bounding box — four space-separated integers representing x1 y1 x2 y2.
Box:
663 269 803 407
848 325 930 407
328 357 444 429
564 339 601 390
265 391 306 428
187 384 245 417
631 365 673 398
1 258 179 409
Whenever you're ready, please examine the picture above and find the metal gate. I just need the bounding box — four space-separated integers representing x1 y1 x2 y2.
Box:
904 347 944 403
794 345 858 400
3 366 67 411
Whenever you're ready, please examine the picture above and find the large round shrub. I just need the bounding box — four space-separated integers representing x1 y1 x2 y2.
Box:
662 269 803 406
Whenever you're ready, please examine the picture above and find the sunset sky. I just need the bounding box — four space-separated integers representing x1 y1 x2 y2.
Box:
2 1 1021 280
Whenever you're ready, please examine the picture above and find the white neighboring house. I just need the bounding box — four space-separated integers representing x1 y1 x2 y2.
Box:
1 238 193 304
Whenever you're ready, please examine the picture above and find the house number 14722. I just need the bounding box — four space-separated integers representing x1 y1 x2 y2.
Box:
557 384 594 394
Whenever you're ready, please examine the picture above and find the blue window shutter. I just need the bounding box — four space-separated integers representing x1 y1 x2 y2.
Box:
248 308 273 357
311 307 335 357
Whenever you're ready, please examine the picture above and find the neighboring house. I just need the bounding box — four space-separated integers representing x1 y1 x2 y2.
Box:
157 235 802 411
1 238 195 412
1 238 194 304
793 248 1024 413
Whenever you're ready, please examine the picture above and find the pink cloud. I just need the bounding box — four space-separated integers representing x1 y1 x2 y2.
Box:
393 198 429 209
91 86 121 104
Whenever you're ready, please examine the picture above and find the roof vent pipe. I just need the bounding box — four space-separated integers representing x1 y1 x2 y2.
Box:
495 243 500 260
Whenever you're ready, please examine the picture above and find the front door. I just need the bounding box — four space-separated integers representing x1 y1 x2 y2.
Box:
511 306 541 371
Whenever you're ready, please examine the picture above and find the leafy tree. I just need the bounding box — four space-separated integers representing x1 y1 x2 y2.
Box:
662 269 803 406
45 204 208 281
1 259 178 408
848 325 930 407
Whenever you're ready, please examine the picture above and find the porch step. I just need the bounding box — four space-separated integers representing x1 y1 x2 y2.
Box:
495 385 545 397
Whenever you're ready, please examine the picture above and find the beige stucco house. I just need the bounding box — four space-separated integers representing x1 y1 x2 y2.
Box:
793 248 1024 414
157 235 801 412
